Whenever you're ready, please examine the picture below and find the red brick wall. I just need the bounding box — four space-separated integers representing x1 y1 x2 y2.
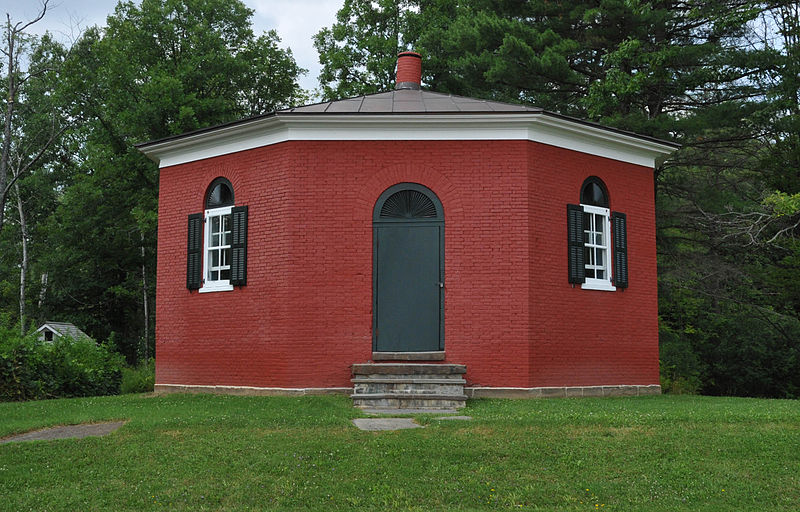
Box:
156 139 658 389
527 143 660 387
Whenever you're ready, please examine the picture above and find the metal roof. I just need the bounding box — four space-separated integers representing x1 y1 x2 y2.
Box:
136 88 679 169
283 90 544 114
137 89 677 155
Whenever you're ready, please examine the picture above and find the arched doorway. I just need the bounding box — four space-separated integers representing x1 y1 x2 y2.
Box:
373 183 444 352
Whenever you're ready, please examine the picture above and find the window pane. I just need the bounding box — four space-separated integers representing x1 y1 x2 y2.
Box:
204 209 233 286
581 181 608 207
582 204 612 283
207 182 233 208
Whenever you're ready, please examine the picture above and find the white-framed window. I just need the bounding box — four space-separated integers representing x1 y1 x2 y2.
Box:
200 205 234 293
567 176 627 291
581 204 615 291
187 177 247 293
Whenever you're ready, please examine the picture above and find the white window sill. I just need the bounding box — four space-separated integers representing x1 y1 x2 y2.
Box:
199 283 234 293
581 280 616 292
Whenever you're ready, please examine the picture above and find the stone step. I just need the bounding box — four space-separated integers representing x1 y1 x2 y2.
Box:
355 374 465 381
354 381 465 395
352 378 466 385
352 363 466 377
372 351 445 361
352 393 467 410
351 362 468 410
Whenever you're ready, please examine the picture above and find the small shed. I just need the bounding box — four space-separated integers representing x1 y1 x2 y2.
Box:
36 322 93 343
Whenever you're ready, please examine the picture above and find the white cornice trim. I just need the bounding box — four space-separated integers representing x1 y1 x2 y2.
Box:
139 113 677 169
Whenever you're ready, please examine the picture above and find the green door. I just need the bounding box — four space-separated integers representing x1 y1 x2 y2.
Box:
373 184 444 352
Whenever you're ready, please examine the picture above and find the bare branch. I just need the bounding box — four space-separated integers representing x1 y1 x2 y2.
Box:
3 123 68 197
15 0 50 35
693 202 800 251
0 0 61 235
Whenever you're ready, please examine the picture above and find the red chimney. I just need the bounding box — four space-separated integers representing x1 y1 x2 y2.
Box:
396 51 422 90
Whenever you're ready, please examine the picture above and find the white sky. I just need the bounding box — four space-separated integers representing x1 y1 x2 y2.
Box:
3 0 343 93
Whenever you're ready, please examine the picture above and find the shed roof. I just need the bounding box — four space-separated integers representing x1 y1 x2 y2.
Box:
36 322 92 341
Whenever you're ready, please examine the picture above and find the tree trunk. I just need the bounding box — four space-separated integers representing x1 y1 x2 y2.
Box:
38 272 48 318
0 17 18 235
0 3 50 236
15 181 28 336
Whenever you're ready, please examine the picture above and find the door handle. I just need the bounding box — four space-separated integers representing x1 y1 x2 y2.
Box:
438 282 444 288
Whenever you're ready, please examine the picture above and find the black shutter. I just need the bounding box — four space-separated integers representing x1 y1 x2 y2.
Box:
230 205 248 286
567 204 585 284
612 211 628 289
187 213 203 290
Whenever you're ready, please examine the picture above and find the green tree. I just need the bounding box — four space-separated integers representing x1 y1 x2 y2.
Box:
316 0 800 397
34 0 305 363
314 0 416 99
654 3 800 397
0 1 64 238
0 0 71 336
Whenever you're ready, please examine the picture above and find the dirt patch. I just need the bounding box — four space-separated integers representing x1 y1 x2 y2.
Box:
0 420 127 444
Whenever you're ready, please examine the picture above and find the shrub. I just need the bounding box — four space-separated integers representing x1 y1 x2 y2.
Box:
659 361 703 395
121 360 155 394
659 297 800 398
44 337 124 398
0 330 49 401
659 324 705 395
0 327 124 401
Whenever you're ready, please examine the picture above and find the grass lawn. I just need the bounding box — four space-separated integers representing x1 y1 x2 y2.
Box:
1 394 798 511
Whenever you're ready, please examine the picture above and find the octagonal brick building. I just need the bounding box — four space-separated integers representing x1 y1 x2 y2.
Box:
139 53 678 401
